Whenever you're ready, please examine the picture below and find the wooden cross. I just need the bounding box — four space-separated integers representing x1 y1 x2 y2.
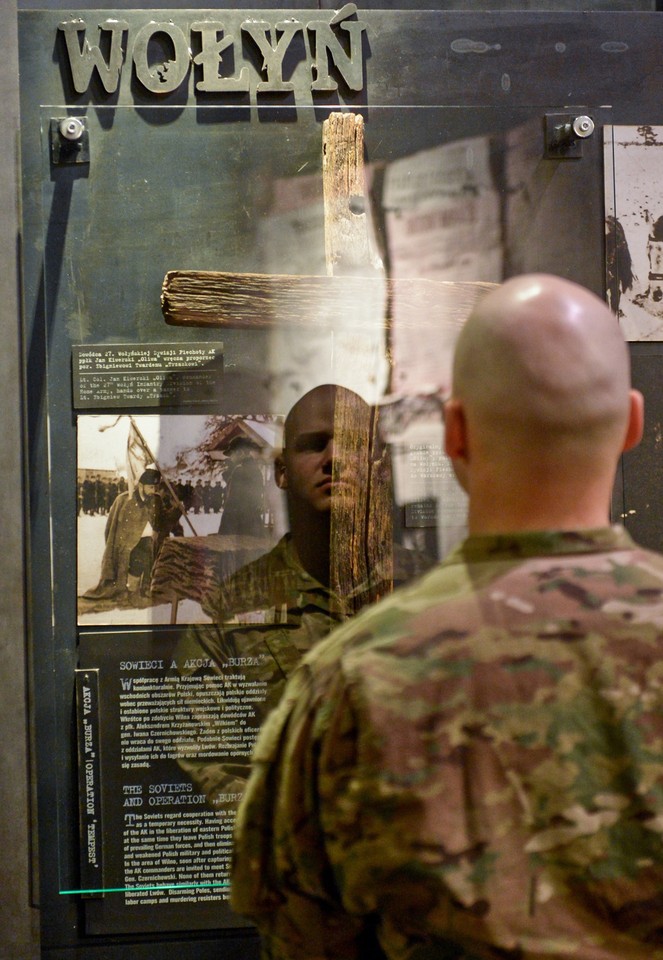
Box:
161 112 492 605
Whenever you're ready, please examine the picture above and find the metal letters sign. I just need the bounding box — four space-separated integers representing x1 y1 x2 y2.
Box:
57 5 367 98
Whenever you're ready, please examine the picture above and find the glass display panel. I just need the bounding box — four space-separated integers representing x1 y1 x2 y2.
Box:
22 12 611 931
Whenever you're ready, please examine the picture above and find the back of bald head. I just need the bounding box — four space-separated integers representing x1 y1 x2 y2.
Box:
452 274 632 463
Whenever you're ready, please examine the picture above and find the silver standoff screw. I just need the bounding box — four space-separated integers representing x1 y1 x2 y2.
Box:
59 117 85 141
572 115 595 139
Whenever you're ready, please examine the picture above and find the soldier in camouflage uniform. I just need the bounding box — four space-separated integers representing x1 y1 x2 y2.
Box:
173 385 431 809
231 275 663 959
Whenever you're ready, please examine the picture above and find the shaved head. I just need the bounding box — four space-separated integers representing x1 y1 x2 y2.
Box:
446 274 643 532
278 384 371 515
276 384 377 585
454 274 631 454
283 384 361 453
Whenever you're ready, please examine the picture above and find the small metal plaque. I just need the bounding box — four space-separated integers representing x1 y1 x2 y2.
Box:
72 342 224 409
75 669 104 897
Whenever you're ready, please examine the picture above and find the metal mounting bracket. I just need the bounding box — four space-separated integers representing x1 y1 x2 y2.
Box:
50 117 90 165
544 113 595 159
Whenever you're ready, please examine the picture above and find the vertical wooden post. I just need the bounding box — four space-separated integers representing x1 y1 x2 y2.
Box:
329 387 393 613
322 112 379 277
322 112 393 607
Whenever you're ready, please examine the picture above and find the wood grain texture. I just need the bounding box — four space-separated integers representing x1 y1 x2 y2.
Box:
161 268 495 332
329 389 393 612
323 112 378 276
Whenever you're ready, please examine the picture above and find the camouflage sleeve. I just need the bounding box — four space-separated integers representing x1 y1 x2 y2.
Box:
230 664 356 958
231 658 425 960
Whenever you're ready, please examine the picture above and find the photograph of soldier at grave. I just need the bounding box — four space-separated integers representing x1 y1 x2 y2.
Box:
76 413 284 626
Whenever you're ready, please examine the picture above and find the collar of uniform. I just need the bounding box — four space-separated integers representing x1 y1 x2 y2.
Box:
451 525 636 564
279 534 321 586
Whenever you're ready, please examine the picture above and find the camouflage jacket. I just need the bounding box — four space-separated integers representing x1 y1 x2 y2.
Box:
231 527 663 960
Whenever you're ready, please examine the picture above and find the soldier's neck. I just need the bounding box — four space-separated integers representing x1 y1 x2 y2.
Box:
290 511 331 586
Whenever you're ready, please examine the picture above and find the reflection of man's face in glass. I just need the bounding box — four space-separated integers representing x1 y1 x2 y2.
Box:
276 385 368 514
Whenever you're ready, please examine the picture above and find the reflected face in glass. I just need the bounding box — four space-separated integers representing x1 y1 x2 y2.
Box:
277 386 365 514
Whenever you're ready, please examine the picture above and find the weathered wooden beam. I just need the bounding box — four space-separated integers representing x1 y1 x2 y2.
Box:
322 112 380 276
161 269 494 331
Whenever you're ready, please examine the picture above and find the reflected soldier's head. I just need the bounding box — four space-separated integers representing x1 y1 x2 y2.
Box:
275 384 373 515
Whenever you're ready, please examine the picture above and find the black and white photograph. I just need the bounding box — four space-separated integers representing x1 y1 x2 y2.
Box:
77 414 285 626
605 124 663 340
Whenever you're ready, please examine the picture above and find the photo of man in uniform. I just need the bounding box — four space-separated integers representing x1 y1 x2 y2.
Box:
218 436 265 538
83 467 170 604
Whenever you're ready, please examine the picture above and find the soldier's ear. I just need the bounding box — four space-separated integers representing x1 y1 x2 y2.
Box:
274 454 288 490
444 398 470 493
444 399 468 462
622 389 644 453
